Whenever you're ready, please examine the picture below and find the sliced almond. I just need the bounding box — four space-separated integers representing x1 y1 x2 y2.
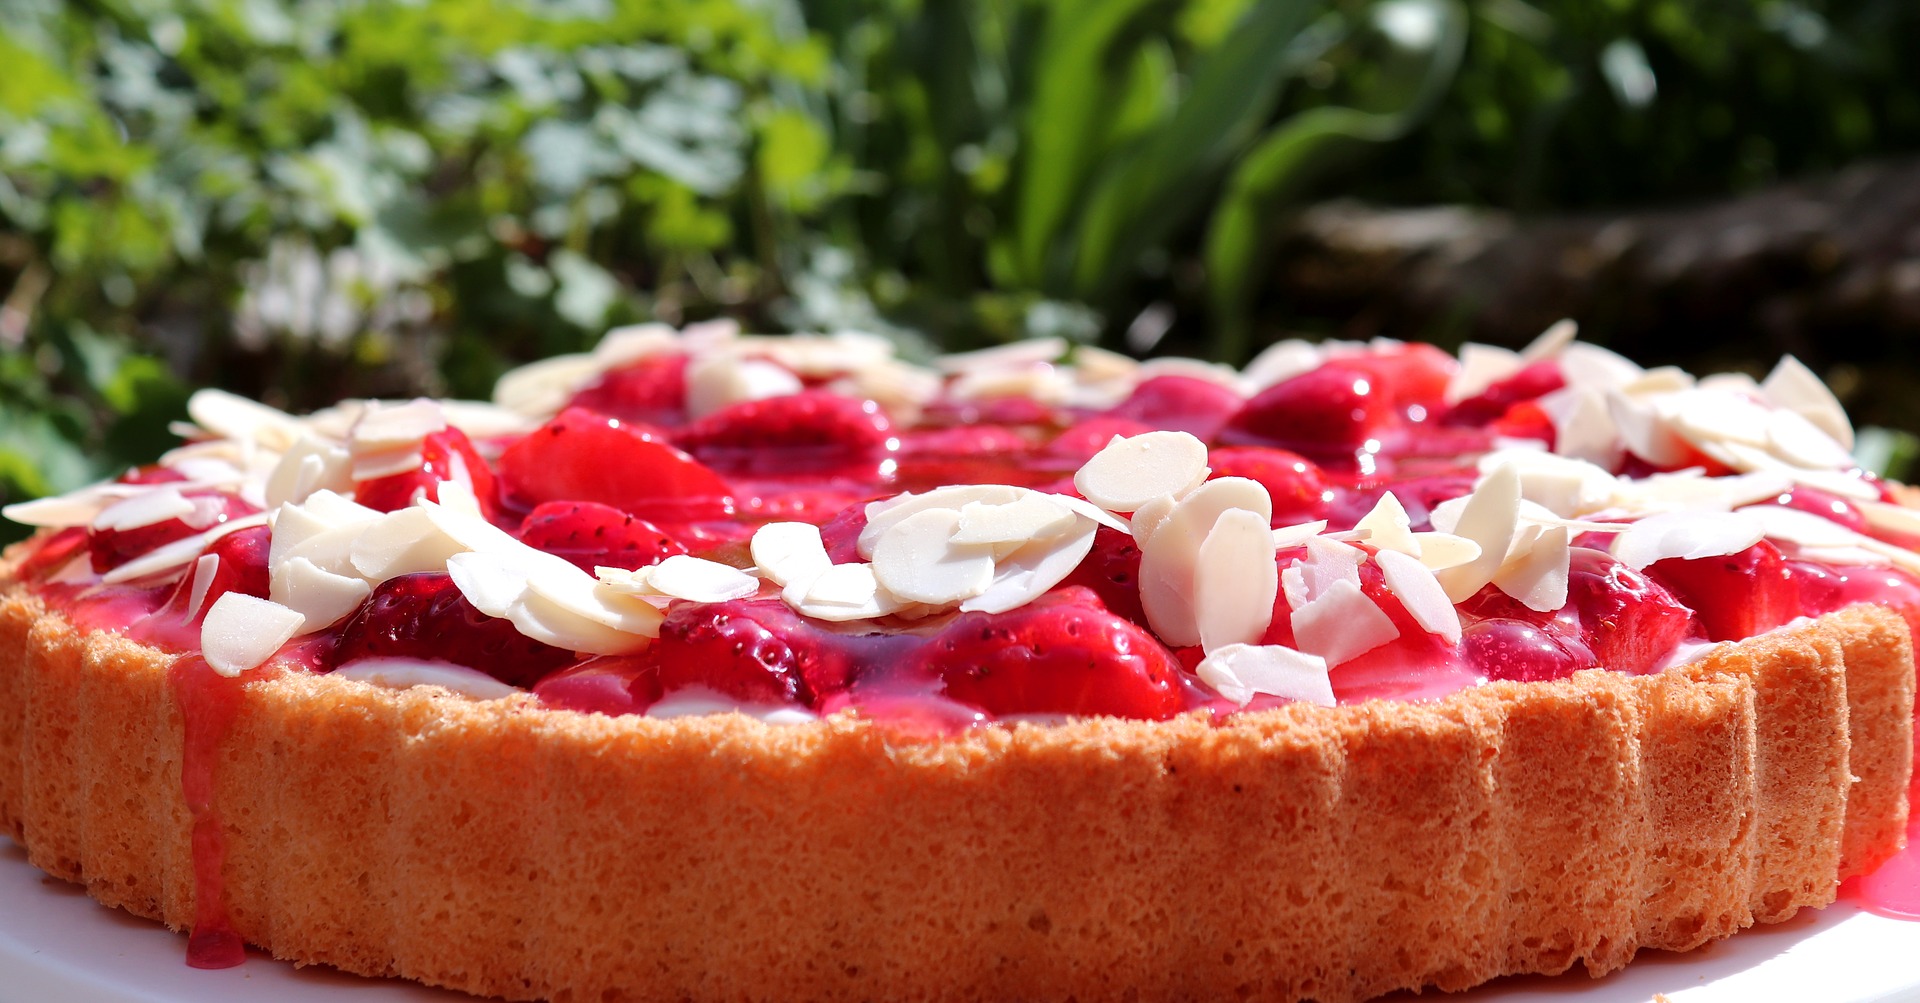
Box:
1766 408 1853 470
270 556 374 629
640 555 761 603
871 508 999 605
93 486 195 532
936 337 1067 375
1518 318 1578 362
2 483 142 528
1196 643 1335 707
201 593 306 677
1492 525 1570 613
1129 495 1178 547
1354 493 1418 557
1138 477 1273 647
492 353 603 417
184 554 221 620
1289 579 1399 667
750 523 832 587
860 484 1025 557
100 512 272 585
1446 342 1523 405
1194 508 1279 652
1073 431 1210 514
794 563 913 621
685 355 804 420
1762 355 1853 450
350 507 466 581
187 389 306 451
950 493 1078 548
1410 532 1481 572
265 436 352 509
1434 465 1521 603
331 659 521 700
350 398 446 451
1375 549 1460 643
959 519 1098 615
1609 510 1767 569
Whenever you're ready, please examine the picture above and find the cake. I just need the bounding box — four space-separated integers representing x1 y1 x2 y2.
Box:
0 320 1914 1002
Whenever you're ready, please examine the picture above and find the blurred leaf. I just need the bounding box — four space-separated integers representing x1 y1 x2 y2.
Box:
1854 426 1919 482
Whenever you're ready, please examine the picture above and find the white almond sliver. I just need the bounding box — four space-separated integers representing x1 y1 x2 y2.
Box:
1073 430 1210 514
1271 519 1330 550
959 519 1098 615
1608 392 1694 469
1518 318 1578 362
445 549 542 617
265 437 352 509
1492 525 1571 613
1354 493 1419 557
1289 578 1399 667
350 507 467 581
1762 355 1853 450
332 658 521 700
1194 509 1279 652
750 522 832 587
1609 510 1767 569
795 563 913 621
859 484 1025 556
270 556 374 630
871 508 998 606
101 512 272 585
1860 499 1920 539
1445 342 1523 405
492 353 602 417
642 555 761 603
350 447 426 483
351 398 446 450
1411 532 1481 572
1434 466 1521 603
685 355 804 420
1766 408 1854 470
1137 477 1274 647
936 337 1067 375
1196 643 1335 707
1053 494 1133 534
505 589 655 655
949 494 1077 547
1375 550 1461 644
1130 495 1178 547
93 486 195 532
184 554 221 620
187 389 306 451
2 483 141 528
201 593 306 677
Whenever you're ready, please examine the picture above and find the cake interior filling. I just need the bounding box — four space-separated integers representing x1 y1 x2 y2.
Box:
5 323 1919 950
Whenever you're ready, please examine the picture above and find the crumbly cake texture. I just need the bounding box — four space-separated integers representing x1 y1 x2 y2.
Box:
1 574 1909 1003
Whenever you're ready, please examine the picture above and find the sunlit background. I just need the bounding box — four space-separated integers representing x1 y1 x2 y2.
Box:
3 0 1919 538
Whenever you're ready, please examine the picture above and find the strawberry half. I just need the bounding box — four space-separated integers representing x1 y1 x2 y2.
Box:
88 491 261 574
516 500 688 572
1104 374 1244 440
498 407 736 523
1217 364 1396 469
566 353 690 426
354 427 500 518
1460 549 1694 674
674 390 897 478
912 587 1185 720
1206 447 1332 526
1648 541 1796 642
329 572 576 687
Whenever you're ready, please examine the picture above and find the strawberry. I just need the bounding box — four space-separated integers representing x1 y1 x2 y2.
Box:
328 572 576 687
566 353 690 426
1328 343 1457 411
14 526 87 581
498 407 736 523
1042 416 1155 464
1326 473 1475 532
674 390 896 478
516 500 688 572
1772 486 1868 534
1104 374 1244 440
1648 541 1796 642
817 501 869 564
354 427 501 518
88 491 261 574
1460 549 1693 674
532 656 658 716
1443 359 1564 427
912 587 1185 720
1217 364 1396 468
1460 618 1595 682
1487 400 1556 446
647 599 858 707
1206 447 1331 526
130 525 275 651
1059 526 1148 627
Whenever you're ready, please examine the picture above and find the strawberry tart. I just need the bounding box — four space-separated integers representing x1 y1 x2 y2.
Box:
0 320 1915 1002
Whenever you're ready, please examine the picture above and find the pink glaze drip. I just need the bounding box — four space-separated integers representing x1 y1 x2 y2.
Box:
168 655 247 969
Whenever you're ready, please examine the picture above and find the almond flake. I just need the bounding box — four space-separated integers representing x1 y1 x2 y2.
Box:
686 355 804 419
1130 495 1178 546
184 554 221 620
507 587 656 655
1446 343 1523 405
187 389 306 451
1667 390 1773 449
438 400 538 440
2 483 143 528
860 485 1025 556
950 494 1078 547
265 436 352 509
93 486 195 532
1290 579 1399 667
1195 643 1334 707
1762 355 1854 450
1492 525 1570 613
351 399 446 451
350 447 427 483
1861 499 1920 540
1375 550 1460 643
271 556 374 629
1518 319 1579 362
937 337 1067 375
630 554 760 603
794 563 912 621
1541 386 1622 468
350 507 467 581
1434 465 1521 603
1286 537 1365 610
1194 508 1278 652
1557 342 1644 393
1354 493 1419 557
1270 519 1330 550
1243 340 1325 392
959 518 1098 614
492 353 603 417
592 322 683 367
100 512 272 585
201 593 306 677
1766 408 1853 470
869 508 998 605
1138 477 1273 647
1052 494 1132 534
750 523 833 587
1074 431 1210 514
1609 510 1767 569
331 658 521 700
1411 532 1481 572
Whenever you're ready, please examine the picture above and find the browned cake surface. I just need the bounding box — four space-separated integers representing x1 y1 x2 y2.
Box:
0 583 1911 1003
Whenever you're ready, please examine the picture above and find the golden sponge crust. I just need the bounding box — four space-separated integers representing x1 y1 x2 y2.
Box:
0 583 1911 1003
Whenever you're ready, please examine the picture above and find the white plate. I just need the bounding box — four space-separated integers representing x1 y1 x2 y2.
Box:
3 839 1917 1003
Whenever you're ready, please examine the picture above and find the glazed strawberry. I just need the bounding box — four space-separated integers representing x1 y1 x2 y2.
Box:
118 465 188 485
1442 359 1565 427
1648 541 1796 642
675 390 896 478
647 599 848 707
914 587 1185 720
1043 416 1155 464
14 526 86 581
355 427 499 517
1206 447 1331 526
1218 363 1395 468
566 353 690 426
1326 473 1475 533
1330 343 1456 411
329 572 576 687
88 491 261 573
1461 549 1694 674
1059 526 1148 627
1460 618 1595 682
817 501 869 564
498 407 736 523
516 501 688 572
1772 487 1869 534
1104 374 1243 440
132 525 275 651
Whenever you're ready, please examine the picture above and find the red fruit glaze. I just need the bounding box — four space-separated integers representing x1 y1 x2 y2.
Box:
329 573 575 688
1460 549 1694 674
170 655 247 969
1104 374 1243 440
675 390 896 478
1648 541 1796 642
516 501 688 572
1443 359 1565 427
566 353 690 426
1206 447 1332 526
354 427 499 517
88 491 260 573
498 407 736 523
1059 526 1148 628
913 588 1184 720
1460 618 1594 682
1331 342 1456 412
1219 364 1394 469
